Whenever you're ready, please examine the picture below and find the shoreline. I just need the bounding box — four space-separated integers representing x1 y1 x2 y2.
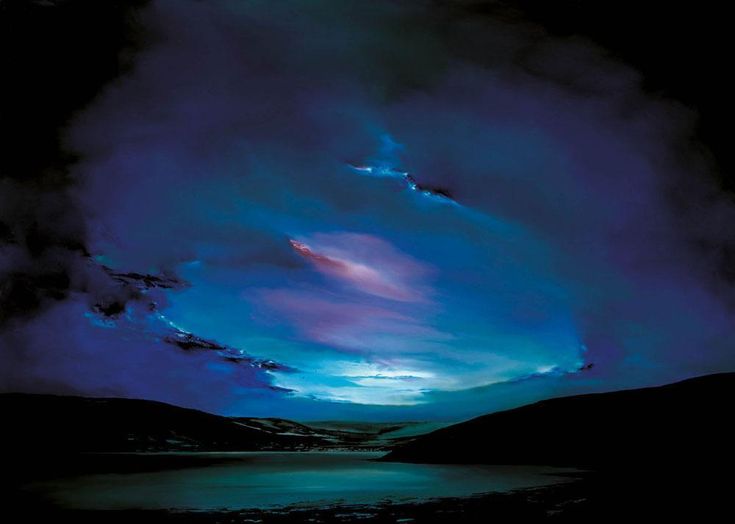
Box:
11 476 590 523
9 465 730 522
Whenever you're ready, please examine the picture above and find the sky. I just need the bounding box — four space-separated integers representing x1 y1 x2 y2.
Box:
2 0 734 421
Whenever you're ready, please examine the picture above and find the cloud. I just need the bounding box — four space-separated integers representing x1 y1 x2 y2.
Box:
3 0 734 417
256 287 445 353
289 232 432 302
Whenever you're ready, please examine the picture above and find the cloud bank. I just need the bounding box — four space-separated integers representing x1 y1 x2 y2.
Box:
2 0 734 418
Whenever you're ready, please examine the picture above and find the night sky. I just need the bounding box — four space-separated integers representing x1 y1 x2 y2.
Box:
2 0 734 421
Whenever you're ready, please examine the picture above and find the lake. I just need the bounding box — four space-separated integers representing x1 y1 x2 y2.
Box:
26 452 576 511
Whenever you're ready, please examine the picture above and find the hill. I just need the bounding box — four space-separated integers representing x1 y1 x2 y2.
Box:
0 393 323 452
0 393 434 453
383 373 735 466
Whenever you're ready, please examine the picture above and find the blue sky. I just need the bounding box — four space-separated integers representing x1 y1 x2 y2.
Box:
3 0 734 421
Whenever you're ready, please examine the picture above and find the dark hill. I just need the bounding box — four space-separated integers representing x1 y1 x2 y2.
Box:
383 373 735 467
0 393 325 452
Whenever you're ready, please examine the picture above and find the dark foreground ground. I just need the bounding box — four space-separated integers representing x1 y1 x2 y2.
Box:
3 374 732 522
4 466 730 523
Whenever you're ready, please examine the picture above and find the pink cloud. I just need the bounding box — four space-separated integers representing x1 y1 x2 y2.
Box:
289 233 431 302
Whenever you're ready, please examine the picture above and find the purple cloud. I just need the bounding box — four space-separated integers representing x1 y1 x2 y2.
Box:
289 233 432 302
257 288 447 353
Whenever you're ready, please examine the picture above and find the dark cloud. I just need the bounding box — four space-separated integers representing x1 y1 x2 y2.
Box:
0 0 291 408
0 0 149 324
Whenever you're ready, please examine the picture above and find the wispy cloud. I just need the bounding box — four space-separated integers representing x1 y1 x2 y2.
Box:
289 233 432 302
257 287 446 353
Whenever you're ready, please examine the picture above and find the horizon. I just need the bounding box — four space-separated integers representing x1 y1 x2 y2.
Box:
4 370 732 423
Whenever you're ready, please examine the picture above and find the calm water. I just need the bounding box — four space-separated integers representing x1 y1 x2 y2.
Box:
29 452 575 511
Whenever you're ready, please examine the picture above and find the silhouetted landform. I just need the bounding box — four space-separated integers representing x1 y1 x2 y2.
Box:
0 394 319 452
0 393 435 453
384 372 735 466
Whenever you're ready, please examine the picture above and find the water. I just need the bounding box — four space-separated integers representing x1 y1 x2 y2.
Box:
29 452 575 511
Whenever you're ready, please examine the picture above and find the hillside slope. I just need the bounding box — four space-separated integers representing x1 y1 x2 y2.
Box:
383 373 735 466
0 393 324 452
0 394 434 452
